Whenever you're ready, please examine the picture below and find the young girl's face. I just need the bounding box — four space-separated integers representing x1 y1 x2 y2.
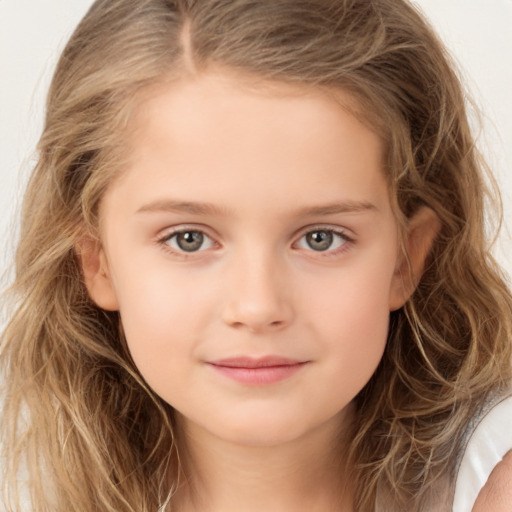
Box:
88 72 409 447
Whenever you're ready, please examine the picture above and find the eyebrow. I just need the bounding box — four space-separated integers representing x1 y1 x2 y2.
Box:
296 201 378 216
137 199 228 216
136 199 378 217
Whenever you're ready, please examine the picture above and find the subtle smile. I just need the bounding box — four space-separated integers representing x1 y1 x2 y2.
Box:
206 356 310 386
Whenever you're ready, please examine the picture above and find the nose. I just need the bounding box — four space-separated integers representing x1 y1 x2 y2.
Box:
221 249 294 334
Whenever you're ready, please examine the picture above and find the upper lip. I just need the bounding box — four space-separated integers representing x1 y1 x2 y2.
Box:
208 356 307 368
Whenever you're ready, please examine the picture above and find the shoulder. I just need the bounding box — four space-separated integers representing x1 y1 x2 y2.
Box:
471 450 512 512
452 393 512 512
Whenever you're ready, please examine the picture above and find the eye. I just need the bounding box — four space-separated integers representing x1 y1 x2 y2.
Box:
163 230 215 253
296 229 349 252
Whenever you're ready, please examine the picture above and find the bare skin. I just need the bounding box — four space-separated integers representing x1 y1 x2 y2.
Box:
472 450 512 512
171 407 354 512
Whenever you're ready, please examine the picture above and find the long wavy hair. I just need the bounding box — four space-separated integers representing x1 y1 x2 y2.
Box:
2 0 511 511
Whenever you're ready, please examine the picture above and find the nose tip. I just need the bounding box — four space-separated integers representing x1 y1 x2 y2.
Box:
221 265 293 334
225 314 289 334
222 295 293 333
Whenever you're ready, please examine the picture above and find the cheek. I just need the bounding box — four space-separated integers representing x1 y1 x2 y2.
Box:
116 281 204 405
305 255 395 334
304 261 394 382
110 259 210 377
323 292 389 378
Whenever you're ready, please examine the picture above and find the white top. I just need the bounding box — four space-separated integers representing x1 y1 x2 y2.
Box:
452 394 512 512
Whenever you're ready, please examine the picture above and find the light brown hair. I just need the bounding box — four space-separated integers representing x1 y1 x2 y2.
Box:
2 1 511 511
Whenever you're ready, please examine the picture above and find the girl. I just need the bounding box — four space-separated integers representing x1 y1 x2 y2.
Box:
1 0 511 511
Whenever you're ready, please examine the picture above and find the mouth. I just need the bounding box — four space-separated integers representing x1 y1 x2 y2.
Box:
206 356 309 385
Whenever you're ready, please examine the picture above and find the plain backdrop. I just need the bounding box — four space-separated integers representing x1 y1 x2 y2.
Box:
1 0 511 286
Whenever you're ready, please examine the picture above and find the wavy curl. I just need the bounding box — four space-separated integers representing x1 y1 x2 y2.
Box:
2 1 511 511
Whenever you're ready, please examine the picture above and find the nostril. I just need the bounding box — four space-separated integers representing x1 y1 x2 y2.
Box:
220 270 294 332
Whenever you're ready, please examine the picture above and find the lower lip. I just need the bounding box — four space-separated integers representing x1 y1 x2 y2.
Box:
208 362 308 385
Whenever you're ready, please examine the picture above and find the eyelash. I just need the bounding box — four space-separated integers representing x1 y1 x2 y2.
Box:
157 225 354 258
158 227 218 257
294 226 354 257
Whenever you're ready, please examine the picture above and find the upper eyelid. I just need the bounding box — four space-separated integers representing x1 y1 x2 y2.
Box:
157 228 218 256
155 224 355 245
157 224 218 242
293 224 354 241
292 228 355 259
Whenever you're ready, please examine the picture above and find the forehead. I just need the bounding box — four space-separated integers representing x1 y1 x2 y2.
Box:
128 69 384 150
103 71 392 218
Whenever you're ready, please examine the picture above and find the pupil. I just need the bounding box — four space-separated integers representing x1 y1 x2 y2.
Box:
177 231 204 252
307 231 333 251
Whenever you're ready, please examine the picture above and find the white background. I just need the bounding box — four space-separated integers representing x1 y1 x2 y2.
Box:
0 0 511 285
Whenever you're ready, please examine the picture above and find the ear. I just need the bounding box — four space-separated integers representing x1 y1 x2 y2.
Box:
389 206 440 311
76 236 119 311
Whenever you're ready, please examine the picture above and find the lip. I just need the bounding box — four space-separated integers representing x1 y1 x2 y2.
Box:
206 356 309 385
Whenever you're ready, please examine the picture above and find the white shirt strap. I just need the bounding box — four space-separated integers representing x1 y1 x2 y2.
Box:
452 395 512 512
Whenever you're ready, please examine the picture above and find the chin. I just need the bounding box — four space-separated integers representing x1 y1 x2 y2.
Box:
201 408 346 448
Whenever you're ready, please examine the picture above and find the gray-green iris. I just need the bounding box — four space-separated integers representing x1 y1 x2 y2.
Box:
306 231 333 251
176 231 204 252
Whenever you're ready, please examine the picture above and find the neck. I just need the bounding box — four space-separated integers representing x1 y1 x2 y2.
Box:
170 408 355 512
